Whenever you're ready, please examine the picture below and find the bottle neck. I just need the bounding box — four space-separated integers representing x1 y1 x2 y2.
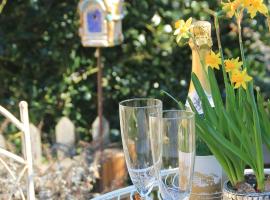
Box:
188 46 211 96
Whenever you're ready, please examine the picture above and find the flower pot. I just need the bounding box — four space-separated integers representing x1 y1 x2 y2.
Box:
223 180 270 200
190 155 223 200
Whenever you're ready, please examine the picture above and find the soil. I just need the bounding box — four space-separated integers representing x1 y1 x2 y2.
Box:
230 174 270 193
265 178 270 192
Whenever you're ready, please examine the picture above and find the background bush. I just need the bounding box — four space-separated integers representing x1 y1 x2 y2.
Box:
0 0 269 144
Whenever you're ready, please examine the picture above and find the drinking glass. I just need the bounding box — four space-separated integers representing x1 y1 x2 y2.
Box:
150 110 195 200
119 98 162 199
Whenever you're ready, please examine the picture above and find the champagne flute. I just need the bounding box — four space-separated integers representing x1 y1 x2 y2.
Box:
150 110 195 200
119 98 162 199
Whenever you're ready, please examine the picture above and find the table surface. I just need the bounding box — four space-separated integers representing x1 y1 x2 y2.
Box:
92 169 270 200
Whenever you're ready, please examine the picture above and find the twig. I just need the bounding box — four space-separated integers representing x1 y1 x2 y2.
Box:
0 0 8 14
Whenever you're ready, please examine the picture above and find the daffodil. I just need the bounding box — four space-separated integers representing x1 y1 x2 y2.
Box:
242 0 250 7
246 0 268 18
222 0 269 18
231 69 253 89
224 57 243 72
222 0 243 18
174 17 192 43
205 51 222 70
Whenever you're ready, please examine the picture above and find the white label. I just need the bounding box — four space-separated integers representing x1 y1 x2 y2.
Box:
186 91 214 115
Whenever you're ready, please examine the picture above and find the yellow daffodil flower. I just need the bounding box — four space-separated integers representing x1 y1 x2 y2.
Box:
222 0 243 18
205 51 222 70
224 57 243 72
231 69 253 89
246 0 268 18
242 0 250 7
222 0 269 18
174 17 192 43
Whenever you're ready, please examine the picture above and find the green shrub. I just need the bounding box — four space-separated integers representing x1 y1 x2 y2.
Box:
0 0 269 143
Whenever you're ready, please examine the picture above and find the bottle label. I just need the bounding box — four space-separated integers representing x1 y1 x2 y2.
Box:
186 91 214 114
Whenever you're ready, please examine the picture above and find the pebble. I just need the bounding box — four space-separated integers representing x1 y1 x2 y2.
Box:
265 177 270 192
236 182 256 193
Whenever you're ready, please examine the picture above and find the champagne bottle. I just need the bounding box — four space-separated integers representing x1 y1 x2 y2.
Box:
186 20 213 115
187 21 213 156
187 21 223 200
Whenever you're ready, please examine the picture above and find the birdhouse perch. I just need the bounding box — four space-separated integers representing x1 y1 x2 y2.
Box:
78 0 124 47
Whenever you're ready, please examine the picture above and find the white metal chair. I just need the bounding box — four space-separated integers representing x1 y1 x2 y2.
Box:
0 101 35 200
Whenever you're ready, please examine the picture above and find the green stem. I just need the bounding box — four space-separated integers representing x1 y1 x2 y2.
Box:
161 90 184 109
247 85 265 191
213 15 229 87
237 14 248 71
235 160 245 183
236 11 264 190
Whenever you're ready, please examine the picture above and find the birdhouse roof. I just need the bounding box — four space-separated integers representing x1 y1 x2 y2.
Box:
78 0 123 12
78 0 123 21
78 0 106 13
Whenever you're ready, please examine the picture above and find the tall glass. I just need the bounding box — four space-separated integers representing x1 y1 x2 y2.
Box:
119 98 162 199
150 110 195 200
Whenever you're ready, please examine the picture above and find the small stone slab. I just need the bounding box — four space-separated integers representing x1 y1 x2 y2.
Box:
30 124 42 166
56 117 75 159
91 116 109 144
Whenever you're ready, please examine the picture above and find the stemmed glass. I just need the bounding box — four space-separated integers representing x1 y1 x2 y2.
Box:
150 110 195 200
119 98 162 199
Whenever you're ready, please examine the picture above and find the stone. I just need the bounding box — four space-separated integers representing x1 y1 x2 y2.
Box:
56 117 75 159
236 182 255 193
91 116 109 144
265 177 270 192
29 124 42 166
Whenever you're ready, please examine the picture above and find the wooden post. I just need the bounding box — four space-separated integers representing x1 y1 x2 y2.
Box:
19 101 35 200
95 48 103 150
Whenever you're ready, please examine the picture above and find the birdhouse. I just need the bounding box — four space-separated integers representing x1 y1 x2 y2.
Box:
78 0 124 47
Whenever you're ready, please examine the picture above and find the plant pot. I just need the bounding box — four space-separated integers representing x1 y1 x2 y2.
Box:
223 180 270 200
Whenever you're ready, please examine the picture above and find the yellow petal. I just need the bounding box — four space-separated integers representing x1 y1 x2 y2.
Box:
174 29 180 35
259 3 268 16
186 17 193 26
248 6 257 18
234 82 241 89
176 35 182 43
242 82 247 89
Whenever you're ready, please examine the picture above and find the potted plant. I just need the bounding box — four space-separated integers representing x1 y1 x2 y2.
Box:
173 0 270 198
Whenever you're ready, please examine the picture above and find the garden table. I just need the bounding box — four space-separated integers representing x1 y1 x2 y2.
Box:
92 183 162 200
92 169 270 200
92 170 168 200
91 169 222 200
